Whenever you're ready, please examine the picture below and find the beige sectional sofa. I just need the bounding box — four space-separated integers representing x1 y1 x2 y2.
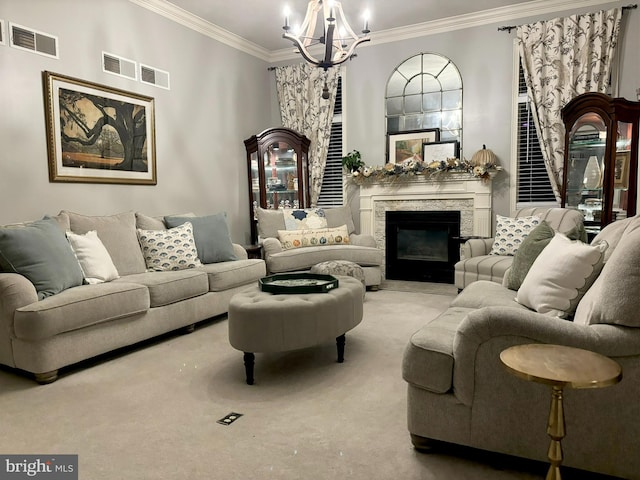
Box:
0 211 266 383
403 213 640 479
256 205 383 289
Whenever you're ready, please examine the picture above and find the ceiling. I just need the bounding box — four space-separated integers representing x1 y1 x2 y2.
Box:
165 0 540 52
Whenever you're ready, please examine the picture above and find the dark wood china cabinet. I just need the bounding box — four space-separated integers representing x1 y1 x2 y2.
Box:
561 92 640 238
244 128 311 243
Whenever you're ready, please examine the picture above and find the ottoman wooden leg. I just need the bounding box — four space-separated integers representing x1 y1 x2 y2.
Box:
243 352 255 385
336 334 346 363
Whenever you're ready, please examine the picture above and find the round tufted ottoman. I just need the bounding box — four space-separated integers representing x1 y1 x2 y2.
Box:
310 260 365 288
228 276 364 384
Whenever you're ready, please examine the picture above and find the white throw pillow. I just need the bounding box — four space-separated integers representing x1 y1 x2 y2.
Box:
66 230 120 284
278 225 350 250
137 222 202 271
515 233 607 318
489 215 540 256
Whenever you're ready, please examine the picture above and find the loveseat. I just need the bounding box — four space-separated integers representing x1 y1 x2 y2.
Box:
403 213 640 479
256 205 383 289
454 207 586 291
0 210 266 384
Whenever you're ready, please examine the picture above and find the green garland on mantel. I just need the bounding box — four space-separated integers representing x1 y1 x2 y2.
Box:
346 158 502 185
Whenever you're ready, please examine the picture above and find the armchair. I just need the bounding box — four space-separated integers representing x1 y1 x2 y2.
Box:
256 206 383 289
454 207 585 291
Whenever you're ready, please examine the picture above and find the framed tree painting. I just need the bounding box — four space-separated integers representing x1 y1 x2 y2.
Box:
614 151 630 188
387 128 440 163
43 71 157 184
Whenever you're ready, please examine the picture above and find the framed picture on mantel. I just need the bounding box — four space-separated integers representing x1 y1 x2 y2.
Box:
388 128 440 164
43 71 157 185
422 140 460 163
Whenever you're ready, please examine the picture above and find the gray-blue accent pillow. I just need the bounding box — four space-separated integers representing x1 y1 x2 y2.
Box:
0 217 84 300
164 213 237 264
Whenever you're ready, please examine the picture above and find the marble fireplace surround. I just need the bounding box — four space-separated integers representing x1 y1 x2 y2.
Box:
358 175 493 276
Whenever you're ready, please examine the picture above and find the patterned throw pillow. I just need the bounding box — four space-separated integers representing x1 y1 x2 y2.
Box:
278 225 350 250
137 222 202 271
283 208 327 231
489 215 540 256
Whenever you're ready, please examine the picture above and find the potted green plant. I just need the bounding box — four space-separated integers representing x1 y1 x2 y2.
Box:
342 150 364 172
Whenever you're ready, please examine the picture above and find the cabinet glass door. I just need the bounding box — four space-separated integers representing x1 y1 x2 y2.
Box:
613 120 632 220
565 113 606 232
250 151 259 220
263 141 300 210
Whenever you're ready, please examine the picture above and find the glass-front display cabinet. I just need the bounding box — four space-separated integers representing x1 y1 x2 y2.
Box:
244 127 311 243
561 92 640 238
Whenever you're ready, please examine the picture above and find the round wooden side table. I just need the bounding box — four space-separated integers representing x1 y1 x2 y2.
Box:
500 344 622 480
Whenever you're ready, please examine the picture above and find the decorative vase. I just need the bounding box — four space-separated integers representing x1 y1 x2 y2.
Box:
583 155 602 189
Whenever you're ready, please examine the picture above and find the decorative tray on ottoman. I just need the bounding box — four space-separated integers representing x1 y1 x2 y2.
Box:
259 273 339 294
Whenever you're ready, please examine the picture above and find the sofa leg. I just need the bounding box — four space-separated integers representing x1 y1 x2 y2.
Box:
34 370 58 384
410 434 439 452
368 285 380 292
183 324 196 334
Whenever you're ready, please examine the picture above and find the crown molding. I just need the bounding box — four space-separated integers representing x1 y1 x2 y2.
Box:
128 0 271 61
129 0 618 64
270 0 614 63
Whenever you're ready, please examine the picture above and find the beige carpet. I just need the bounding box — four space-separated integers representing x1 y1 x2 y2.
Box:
0 287 620 480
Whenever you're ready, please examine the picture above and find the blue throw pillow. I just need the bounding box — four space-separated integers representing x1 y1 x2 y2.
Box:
0 217 84 299
164 213 237 264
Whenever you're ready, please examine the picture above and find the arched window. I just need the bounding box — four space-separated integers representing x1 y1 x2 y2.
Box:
386 53 463 152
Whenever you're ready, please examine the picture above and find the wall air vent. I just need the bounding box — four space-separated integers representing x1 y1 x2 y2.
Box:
140 64 170 90
9 22 58 58
102 51 137 80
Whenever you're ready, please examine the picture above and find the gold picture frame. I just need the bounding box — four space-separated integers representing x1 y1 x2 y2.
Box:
614 151 630 188
43 71 157 185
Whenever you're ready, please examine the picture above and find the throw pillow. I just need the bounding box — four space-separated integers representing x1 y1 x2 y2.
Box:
137 222 202 271
278 225 350 250
489 215 540 256
0 217 84 300
283 208 327 231
255 207 286 239
574 226 640 327
505 221 584 290
515 233 607 318
164 213 237 264
64 211 147 276
66 230 120 284
323 205 356 234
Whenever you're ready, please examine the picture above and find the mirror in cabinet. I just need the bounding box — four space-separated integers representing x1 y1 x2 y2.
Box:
244 128 311 243
561 92 640 238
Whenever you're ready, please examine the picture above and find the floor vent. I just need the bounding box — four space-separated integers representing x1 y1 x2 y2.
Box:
217 412 243 426
102 51 137 81
140 64 170 90
9 22 58 58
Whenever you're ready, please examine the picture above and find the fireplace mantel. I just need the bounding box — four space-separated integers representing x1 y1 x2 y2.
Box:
359 174 493 250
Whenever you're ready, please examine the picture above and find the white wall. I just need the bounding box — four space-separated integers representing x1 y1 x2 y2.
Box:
1 1 638 242
0 0 271 244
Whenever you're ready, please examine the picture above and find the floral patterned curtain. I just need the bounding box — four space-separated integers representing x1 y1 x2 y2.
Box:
517 8 622 201
275 63 340 206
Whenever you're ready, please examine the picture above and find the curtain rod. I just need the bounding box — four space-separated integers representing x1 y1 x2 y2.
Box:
497 3 637 32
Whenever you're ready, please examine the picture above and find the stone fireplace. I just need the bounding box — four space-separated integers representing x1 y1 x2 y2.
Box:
358 175 493 281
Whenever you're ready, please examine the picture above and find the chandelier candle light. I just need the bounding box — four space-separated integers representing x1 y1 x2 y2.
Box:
283 0 371 73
